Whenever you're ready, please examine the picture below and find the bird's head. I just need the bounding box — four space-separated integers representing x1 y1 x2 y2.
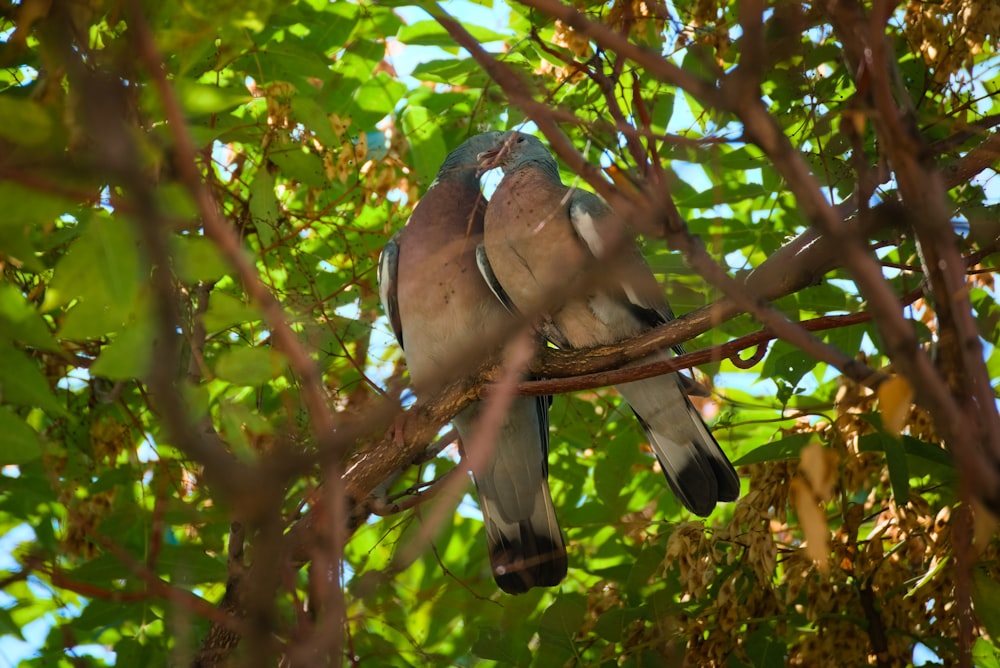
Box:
438 131 506 182
476 131 555 174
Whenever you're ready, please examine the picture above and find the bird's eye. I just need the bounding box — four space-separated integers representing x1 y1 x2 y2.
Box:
516 136 525 143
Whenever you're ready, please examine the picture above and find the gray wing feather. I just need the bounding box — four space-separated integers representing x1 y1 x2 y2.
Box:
567 190 680 345
377 235 403 349
475 242 519 315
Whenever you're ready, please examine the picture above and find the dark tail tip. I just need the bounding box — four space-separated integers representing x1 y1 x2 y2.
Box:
490 533 568 594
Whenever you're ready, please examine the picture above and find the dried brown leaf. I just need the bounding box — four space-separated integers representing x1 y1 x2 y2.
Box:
877 375 915 435
790 476 830 572
799 442 839 501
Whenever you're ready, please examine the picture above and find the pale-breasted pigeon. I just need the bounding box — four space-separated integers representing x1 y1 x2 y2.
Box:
377 132 567 593
477 132 740 517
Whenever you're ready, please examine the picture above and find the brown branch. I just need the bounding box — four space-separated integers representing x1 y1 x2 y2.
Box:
125 0 341 458
441 0 1000 528
820 0 1000 522
434 3 880 389
122 3 351 663
45 1 254 501
369 462 468 517
515 0 722 106
24 550 245 634
859 580 892 668
941 132 1000 189
432 9 617 203
520 303 905 396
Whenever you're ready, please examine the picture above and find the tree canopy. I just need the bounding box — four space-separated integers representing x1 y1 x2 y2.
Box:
1 0 999 666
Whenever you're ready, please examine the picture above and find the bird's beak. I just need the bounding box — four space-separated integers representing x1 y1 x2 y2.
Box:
477 132 517 172
476 146 503 171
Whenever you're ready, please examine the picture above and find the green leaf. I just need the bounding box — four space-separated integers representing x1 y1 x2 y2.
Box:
114 637 157 667
0 406 43 464
397 21 509 48
0 345 67 416
0 605 25 641
400 105 447 185
171 235 230 284
175 80 251 116
202 292 262 332
796 283 857 314
268 146 328 188
680 181 769 208
881 433 910 502
761 340 814 387
214 347 282 385
249 167 281 248
733 433 812 465
472 625 530 664
625 543 665 600
0 179 71 271
46 216 141 338
72 599 148 632
856 432 954 467
973 637 1000 668
351 73 406 128
0 96 52 146
156 544 225 584
745 625 788 668
593 441 632 516
90 318 155 380
0 284 60 351
821 323 865 362
290 95 339 147
592 607 626 642
411 59 486 86
973 568 1000 642
649 89 676 133
237 44 333 87
0 225 44 272
155 182 199 221
535 594 588 664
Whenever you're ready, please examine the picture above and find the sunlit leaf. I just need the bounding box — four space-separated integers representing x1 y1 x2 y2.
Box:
878 375 914 436
176 80 252 115
973 568 1000 641
761 340 814 387
202 292 262 332
0 284 60 351
171 235 231 284
214 347 283 385
401 105 448 185
397 21 509 48
733 433 813 465
0 0 995 664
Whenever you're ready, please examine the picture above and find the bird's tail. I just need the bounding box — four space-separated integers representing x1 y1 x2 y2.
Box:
615 372 740 517
456 396 567 594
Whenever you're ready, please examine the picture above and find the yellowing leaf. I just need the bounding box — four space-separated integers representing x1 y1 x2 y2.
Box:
973 501 999 557
878 375 914 435
790 477 829 572
799 442 838 501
